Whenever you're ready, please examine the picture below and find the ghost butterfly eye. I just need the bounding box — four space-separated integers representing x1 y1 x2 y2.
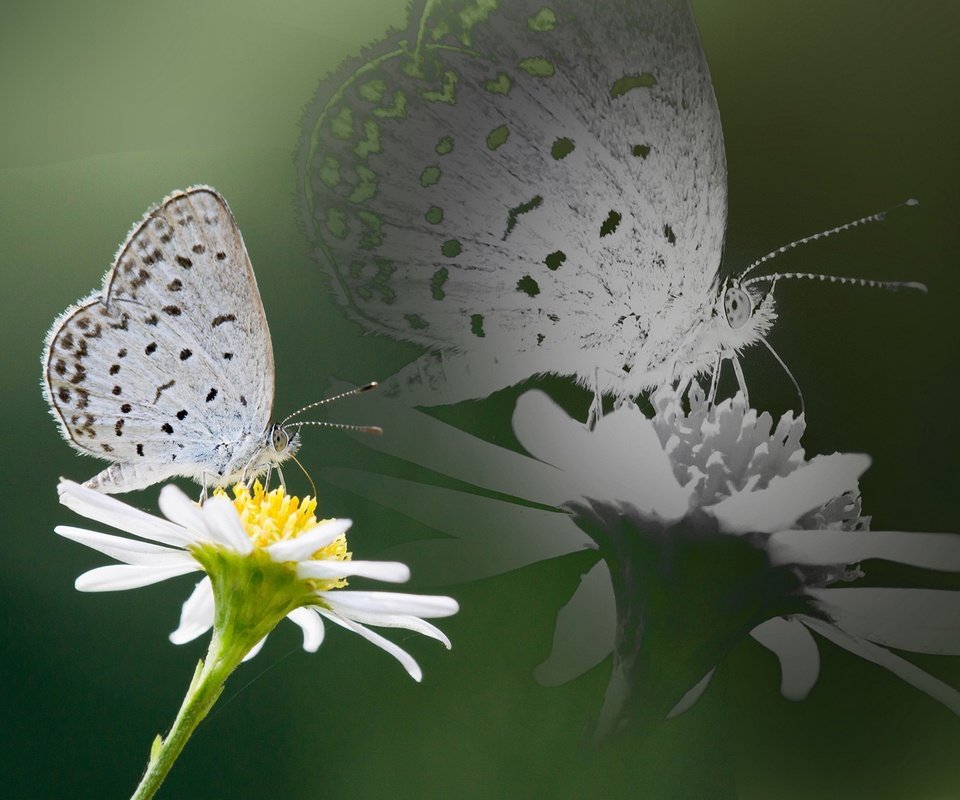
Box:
271 426 289 453
723 286 752 329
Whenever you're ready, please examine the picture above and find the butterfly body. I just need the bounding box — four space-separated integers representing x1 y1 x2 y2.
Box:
42 187 300 494
301 0 774 406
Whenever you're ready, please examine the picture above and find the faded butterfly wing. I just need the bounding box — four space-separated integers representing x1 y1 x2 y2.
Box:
299 0 767 407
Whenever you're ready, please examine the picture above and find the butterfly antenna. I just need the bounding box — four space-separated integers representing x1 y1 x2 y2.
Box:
742 271 927 294
757 335 805 417
738 198 920 284
287 420 384 436
280 382 379 426
289 452 318 500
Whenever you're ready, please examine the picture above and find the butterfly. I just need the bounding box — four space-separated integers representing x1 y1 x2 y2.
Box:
42 186 373 495
297 0 779 417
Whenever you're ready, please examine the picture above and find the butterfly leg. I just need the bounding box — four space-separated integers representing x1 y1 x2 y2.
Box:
587 368 603 430
729 354 750 408
706 351 724 407
276 464 287 492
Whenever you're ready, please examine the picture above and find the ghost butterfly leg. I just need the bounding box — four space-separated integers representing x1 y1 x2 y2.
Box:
587 368 604 431
729 354 750 408
706 351 724 407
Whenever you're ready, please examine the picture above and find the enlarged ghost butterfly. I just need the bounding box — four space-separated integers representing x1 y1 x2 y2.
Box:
298 0 920 418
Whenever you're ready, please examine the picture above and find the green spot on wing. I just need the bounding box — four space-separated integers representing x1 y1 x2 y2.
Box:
528 7 557 31
357 210 383 249
420 166 441 187
516 275 540 297
486 124 509 150
318 156 340 189
370 258 396 304
425 205 444 224
431 267 449 300
348 165 378 203
354 120 381 159
405 313 429 330
551 137 574 160
483 72 512 95
518 57 554 77
420 70 459 104
441 239 462 258
544 250 566 270
436 136 454 155
470 313 485 338
372 90 407 119
504 194 543 239
329 106 354 140
610 73 657 98
326 207 348 239
631 144 651 158
427 0 499 47
600 210 622 237
358 79 386 103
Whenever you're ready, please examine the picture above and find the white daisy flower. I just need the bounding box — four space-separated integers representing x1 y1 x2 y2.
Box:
56 478 459 799
56 479 458 681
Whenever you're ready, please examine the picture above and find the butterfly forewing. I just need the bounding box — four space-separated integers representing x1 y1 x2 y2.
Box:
43 187 275 478
301 0 725 401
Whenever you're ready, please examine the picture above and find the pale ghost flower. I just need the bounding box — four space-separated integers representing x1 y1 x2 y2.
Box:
325 384 960 740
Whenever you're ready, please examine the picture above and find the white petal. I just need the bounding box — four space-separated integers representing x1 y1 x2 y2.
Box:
200 495 253 553
158 485 211 540
534 560 615 687
298 559 410 583
809 588 960 655
266 519 352 563
75 562 198 592
802 616 960 715
322 591 459 618
713 453 870 534
55 526 191 566
667 669 716 719
319 609 422 682
769 529 960 573
321 609 451 648
287 607 325 652
169 578 215 645
242 636 268 662
57 480 193 546
750 616 821 700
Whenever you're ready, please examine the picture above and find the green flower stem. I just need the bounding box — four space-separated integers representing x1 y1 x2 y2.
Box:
130 547 315 799
131 630 246 800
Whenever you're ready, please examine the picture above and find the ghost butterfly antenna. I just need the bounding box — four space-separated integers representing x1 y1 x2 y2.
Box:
718 199 927 410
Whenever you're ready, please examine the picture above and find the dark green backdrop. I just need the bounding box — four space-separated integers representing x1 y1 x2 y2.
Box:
2 1 958 797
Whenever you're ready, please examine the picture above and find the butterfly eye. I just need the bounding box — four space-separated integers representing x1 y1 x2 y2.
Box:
723 286 752 329
271 426 289 452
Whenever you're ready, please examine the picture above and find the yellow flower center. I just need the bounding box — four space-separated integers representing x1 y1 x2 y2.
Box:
215 482 351 590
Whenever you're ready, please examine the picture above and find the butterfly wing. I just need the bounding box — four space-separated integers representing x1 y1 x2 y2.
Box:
43 186 275 491
299 0 726 402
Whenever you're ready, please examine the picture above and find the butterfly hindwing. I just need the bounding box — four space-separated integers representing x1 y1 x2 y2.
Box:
300 0 726 400
43 187 275 478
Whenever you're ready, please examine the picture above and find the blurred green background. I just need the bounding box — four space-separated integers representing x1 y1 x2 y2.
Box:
2 1 959 797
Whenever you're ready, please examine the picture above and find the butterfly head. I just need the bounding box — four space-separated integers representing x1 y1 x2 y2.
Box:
265 423 302 466
696 277 778 361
